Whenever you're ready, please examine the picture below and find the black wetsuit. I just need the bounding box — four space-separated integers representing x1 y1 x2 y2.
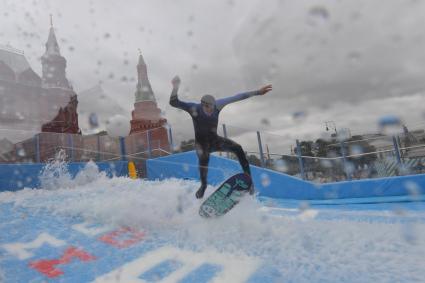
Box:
170 88 260 198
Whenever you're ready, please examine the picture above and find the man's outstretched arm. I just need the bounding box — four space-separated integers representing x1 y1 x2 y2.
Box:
216 84 272 110
169 76 196 113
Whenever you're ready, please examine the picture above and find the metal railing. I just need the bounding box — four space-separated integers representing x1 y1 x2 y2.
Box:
0 127 171 164
1 121 425 183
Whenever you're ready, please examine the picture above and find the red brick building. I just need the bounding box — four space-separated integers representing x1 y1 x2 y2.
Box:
0 21 80 141
0 20 81 163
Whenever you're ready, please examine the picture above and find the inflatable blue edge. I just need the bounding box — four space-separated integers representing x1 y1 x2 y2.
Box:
0 161 128 192
147 151 425 204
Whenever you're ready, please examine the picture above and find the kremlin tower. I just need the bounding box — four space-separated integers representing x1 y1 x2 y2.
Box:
129 52 169 154
41 18 71 89
40 16 81 134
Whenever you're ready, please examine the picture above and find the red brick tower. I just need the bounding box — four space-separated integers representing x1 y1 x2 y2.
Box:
129 52 169 153
41 17 81 135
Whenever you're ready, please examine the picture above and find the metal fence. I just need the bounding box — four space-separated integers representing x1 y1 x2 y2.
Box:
213 123 425 183
0 127 171 166
1 122 425 183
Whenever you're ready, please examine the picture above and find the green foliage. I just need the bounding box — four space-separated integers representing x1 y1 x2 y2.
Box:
179 139 195 152
292 135 378 175
247 154 261 166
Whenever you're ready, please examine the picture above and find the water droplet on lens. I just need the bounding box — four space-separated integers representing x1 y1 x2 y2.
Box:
89 113 99 128
261 118 270 126
349 145 364 156
183 163 189 172
17 148 26 157
378 115 403 135
345 162 355 175
309 6 329 19
320 159 332 168
347 51 362 65
274 159 288 172
261 173 271 187
404 181 421 201
292 111 307 123
298 201 310 212
336 128 351 141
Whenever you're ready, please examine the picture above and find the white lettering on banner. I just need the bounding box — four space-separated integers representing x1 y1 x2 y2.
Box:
93 246 260 283
72 222 111 237
1 233 66 260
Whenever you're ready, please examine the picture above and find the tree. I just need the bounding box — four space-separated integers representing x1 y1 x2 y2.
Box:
279 155 300 175
345 135 377 167
293 135 378 178
179 139 195 152
314 138 329 157
247 154 261 166
299 141 314 156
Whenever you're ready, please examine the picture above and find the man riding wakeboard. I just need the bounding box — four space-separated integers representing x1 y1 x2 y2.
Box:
169 75 272 198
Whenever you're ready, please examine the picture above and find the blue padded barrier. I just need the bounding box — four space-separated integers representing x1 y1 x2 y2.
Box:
146 151 425 203
0 161 128 192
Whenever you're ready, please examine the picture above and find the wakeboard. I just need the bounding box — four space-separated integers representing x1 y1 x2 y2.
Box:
199 173 252 218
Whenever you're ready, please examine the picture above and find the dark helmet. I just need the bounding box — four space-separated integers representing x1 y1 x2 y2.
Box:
201 94 216 106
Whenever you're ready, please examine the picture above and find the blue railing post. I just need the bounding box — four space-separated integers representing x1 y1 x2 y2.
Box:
67 134 74 162
393 135 402 169
257 131 265 167
340 140 351 181
34 134 40 163
296 139 306 180
146 130 152 159
223 124 229 158
119 136 127 161
168 127 174 153
397 135 403 159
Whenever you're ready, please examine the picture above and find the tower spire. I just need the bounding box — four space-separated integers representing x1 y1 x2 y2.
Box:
129 50 168 145
41 17 70 89
134 50 155 102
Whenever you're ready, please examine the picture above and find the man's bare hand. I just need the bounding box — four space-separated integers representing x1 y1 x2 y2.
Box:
258 84 272 95
172 76 181 88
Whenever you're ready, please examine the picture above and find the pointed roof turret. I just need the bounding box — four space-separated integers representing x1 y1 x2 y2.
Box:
43 15 61 57
40 16 70 89
134 50 155 102
138 49 146 65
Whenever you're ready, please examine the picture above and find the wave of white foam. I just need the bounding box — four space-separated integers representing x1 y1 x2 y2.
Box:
1 162 425 282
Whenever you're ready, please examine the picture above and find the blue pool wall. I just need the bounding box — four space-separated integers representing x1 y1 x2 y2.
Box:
147 151 425 203
0 161 128 192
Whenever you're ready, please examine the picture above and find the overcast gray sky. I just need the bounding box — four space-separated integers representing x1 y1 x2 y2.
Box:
2 0 425 154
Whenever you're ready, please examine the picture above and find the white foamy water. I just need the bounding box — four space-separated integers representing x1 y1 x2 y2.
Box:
1 162 425 282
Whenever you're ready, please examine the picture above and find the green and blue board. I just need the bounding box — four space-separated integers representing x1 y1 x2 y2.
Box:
199 173 252 218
